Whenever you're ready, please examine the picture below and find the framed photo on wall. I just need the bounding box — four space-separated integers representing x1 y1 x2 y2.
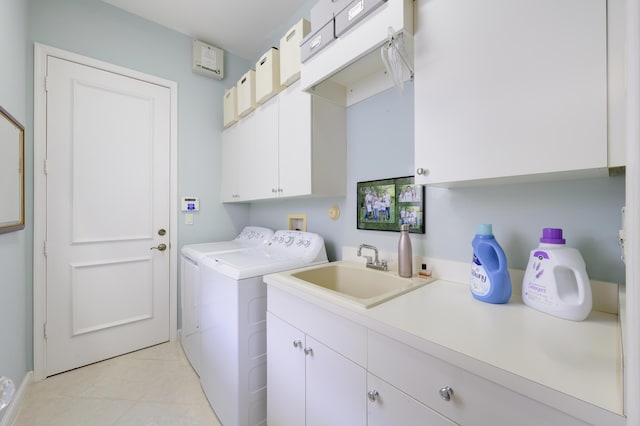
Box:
357 176 425 233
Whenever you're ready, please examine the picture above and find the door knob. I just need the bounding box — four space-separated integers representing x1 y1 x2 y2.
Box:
151 243 167 251
367 390 379 402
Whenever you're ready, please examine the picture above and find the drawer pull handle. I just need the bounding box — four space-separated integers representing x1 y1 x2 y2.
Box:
304 347 314 356
292 340 302 348
367 390 379 402
439 386 454 401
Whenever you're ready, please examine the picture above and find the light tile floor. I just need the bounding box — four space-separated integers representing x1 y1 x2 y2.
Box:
13 341 221 425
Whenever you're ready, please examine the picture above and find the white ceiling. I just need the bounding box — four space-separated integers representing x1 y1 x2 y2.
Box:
101 0 309 60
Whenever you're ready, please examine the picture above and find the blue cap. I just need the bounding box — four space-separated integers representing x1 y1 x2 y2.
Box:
477 224 493 236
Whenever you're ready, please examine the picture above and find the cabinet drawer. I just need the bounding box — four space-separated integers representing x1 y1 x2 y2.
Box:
368 331 588 426
367 373 455 426
268 285 367 366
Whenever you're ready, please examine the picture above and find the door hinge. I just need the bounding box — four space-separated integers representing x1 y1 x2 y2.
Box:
44 241 48 256
45 76 49 92
44 159 49 175
43 323 48 339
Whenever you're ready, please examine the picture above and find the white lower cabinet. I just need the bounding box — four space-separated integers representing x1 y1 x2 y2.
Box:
306 336 366 426
367 373 455 426
266 312 366 426
266 312 305 426
266 285 597 425
368 331 590 426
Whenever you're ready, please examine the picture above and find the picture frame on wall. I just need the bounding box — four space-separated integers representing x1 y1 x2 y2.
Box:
357 176 425 233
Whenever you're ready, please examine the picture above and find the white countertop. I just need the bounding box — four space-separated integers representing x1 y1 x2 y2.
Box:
264 261 624 423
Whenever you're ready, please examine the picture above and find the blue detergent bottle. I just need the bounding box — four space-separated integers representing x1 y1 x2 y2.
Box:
470 224 512 304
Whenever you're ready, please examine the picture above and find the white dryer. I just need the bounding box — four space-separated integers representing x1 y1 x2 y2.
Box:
199 230 328 426
180 226 273 375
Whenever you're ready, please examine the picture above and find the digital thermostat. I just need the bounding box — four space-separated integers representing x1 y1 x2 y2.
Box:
181 197 200 212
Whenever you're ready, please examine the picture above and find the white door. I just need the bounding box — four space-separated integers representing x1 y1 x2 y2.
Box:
44 56 171 376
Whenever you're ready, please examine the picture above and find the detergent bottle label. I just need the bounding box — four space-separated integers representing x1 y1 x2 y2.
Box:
523 250 553 307
470 254 491 296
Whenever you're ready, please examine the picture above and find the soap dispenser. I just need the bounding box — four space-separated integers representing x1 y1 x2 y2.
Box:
398 224 413 277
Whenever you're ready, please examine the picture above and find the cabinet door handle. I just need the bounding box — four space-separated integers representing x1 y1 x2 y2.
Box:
304 347 313 356
292 340 302 348
439 386 454 401
367 390 379 402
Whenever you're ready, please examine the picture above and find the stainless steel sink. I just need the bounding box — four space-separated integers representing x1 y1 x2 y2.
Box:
287 261 433 308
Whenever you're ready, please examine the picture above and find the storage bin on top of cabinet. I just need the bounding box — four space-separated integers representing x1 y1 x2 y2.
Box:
311 0 334 32
237 69 257 117
223 86 238 128
301 19 336 63
255 48 283 104
311 0 352 31
280 19 311 86
335 0 388 37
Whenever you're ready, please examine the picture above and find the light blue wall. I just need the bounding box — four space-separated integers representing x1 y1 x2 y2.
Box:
251 82 626 284
0 0 28 421
28 0 253 247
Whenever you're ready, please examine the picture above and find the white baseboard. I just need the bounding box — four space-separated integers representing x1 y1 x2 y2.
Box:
0 371 32 426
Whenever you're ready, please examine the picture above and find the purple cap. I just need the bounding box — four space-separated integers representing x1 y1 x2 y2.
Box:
540 228 566 244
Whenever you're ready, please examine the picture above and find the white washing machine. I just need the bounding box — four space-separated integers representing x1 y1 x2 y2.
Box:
180 226 274 375
199 230 328 426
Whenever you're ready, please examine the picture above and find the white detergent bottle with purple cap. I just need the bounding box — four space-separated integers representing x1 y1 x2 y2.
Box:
522 228 592 321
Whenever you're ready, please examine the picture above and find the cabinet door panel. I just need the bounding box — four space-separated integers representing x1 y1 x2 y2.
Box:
267 313 305 426
306 336 366 426
248 97 279 200
367 373 456 426
414 0 607 185
278 82 312 197
220 124 241 202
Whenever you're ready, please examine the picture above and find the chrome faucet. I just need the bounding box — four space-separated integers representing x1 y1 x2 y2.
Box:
357 244 388 271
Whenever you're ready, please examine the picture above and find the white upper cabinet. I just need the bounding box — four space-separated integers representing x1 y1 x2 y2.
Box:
220 81 345 202
414 0 611 186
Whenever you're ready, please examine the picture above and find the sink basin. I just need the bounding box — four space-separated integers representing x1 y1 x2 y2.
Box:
287 261 433 308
